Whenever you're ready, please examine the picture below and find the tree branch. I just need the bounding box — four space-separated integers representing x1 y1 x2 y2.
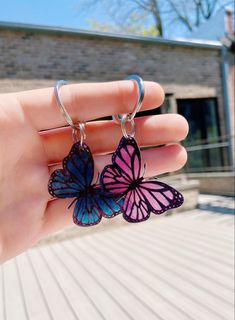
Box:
168 0 193 31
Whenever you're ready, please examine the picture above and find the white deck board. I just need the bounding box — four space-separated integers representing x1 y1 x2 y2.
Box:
15 253 52 320
2 259 27 319
0 196 234 320
0 265 5 320
90 229 232 320
27 249 77 320
39 245 105 320
52 242 134 320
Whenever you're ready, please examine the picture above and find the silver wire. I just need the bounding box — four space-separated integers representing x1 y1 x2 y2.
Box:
54 80 86 145
121 114 135 138
112 74 145 124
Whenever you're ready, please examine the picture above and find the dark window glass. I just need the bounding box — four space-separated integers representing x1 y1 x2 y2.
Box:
177 98 224 172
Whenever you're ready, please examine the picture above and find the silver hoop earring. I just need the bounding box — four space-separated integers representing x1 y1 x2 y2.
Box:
54 80 86 145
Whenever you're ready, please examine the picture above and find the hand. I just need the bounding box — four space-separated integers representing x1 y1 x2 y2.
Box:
0 80 188 262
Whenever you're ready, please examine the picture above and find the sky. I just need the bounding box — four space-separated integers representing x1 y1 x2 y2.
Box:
0 0 97 30
0 0 192 38
0 0 231 39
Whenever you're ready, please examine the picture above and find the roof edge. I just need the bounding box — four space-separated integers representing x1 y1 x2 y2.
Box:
0 21 222 50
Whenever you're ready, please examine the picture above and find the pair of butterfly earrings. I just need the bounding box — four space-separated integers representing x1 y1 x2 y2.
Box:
48 75 184 227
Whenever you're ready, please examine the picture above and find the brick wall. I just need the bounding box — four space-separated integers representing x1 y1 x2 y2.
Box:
0 27 227 138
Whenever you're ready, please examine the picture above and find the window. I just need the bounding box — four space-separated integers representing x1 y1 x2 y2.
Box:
177 98 225 172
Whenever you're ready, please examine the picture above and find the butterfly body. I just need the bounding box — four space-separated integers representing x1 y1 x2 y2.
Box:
127 177 144 191
78 185 95 198
101 136 184 223
48 142 122 226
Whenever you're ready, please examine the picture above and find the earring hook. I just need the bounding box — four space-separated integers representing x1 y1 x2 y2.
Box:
54 80 86 145
121 114 135 138
112 74 145 124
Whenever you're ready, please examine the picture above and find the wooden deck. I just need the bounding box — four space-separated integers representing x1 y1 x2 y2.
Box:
0 195 234 320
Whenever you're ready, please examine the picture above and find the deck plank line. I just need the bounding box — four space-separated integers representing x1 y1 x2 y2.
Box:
109 222 233 277
1 208 234 320
28 249 77 320
162 218 234 243
208 216 235 224
53 242 135 320
155 223 234 252
15 259 29 320
121 224 234 287
26 252 54 320
120 226 233 292
81 237 196 320
1 265 6 320
37 248 78 320
168 210 234 225
16 252 51 320
142 226 234 273
90 233 231 320
3 259 26 319
163 217 234 240
75 236 226 320
189 213 234 222
47 245 107 320
151 216 234 241
104 229 233 305
65 241 165 320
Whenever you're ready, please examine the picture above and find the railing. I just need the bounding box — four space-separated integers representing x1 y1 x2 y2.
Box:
183 135 234 173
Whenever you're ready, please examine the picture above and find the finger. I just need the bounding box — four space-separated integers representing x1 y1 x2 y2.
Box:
41 114 188 164
16 80 165 131
48 144 187 182
43 144 187 234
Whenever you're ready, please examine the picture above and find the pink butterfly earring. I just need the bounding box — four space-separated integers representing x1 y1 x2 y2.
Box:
100 75 184 223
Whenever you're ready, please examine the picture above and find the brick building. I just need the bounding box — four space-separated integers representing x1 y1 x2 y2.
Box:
0 22 234 173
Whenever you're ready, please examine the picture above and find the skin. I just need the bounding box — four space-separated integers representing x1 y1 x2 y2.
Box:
0 80 188 263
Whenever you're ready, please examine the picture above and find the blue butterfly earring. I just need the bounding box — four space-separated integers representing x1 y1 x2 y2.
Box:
48 80 123 226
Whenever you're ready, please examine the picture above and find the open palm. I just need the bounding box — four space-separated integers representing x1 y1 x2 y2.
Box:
0 80 188 263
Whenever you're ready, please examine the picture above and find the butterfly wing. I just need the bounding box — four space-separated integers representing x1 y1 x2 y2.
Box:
48 142 94 198
101 136 141 193
93 187 124 218
123 188 150 223
73 186 123 226
62 142 94 188
123 180 183 223
139 180 184 214
48 169 82 198
73 194 101 226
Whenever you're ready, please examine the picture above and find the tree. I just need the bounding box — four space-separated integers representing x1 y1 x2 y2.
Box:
78 0 233 37
167 0 233 31
88 11 160 36
79 0 164 36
